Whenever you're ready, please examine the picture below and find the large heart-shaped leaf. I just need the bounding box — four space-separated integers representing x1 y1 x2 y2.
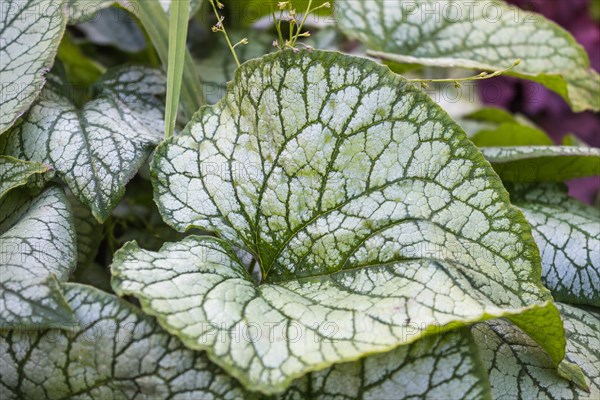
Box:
0 186 76 329
0 156 51 200
481 146 600 182
0 283 251 399
0 0 67 134
473 303 599 399
506 183 599 306
0 66 165 222
113 51 567 393
336 0 600 112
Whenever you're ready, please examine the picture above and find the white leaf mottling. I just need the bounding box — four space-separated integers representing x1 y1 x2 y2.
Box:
509 183 599 306
0 66 165 221
120 50 565 394
473 303 599 399
336 0 600 112
0 0 66 133
0 186 76 328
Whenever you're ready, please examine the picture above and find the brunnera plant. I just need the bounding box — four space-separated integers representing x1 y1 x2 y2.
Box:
0 0 598 399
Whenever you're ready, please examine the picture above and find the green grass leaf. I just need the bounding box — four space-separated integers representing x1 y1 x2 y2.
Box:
165 0 190 138
122 0 204 119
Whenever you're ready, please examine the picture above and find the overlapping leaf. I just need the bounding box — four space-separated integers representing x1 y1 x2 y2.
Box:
481 146 600 182
284 327 491 399
0 282 498 399
0 283 250 399
0 186 76 329
336 0 600 112
68 191 102 267
506 183 599 306
76 6 147 53
0 66 166 222
0 156 50 199
113 51 567 393
473 303 599 399
0 0 67 134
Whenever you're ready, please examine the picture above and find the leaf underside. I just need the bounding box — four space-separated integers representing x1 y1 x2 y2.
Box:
336 0 600 112
481 146 600 182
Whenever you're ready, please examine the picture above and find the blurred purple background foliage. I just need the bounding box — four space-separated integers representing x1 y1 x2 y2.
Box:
479 0 600 203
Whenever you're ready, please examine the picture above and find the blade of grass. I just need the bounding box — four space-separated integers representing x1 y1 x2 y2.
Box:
165 0 190 138
121 0 204 121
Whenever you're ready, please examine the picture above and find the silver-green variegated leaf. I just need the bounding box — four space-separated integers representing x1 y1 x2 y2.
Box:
115 50 568 393
0 283 495 400
0 0 67 134
0 186 76 329
0 283 251 399
76 6 147 53
284 327 492 399
0 156 51 200
66 0 202 23
0 66 165 222
67 190 102 267
481 146 600 182
473 303 599 399
507 183 599 306
336 0 600 112
111 236 565 395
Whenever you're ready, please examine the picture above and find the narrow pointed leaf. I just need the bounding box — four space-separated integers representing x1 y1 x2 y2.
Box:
336 0 600 112
507 183 599 306
120 0 204 117
0 187 76 329
284 328 492 400
117 50 566 393
473 303 599 399
0 283 251 399
481 146 600 182
0 66 166 222
0 0 67 134
164 0 190 138
0 156 51 200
